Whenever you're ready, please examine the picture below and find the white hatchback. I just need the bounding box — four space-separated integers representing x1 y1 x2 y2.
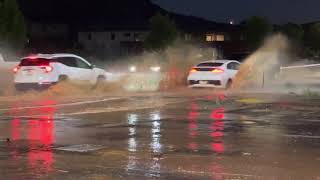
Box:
13 53 107 91
187 60 240 89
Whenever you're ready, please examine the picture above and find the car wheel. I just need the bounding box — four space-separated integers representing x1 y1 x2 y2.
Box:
94 75 106 88
58 75 69 82
226 79 232 89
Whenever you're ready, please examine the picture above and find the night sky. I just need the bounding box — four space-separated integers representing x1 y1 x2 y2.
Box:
153 0 320 24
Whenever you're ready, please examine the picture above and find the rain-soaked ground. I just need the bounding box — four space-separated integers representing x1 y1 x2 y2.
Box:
0 89 319 180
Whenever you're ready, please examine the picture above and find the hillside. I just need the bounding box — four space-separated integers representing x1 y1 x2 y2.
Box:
17 0 232 32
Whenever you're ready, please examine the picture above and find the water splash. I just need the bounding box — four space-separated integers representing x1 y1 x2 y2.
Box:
233 34 290 89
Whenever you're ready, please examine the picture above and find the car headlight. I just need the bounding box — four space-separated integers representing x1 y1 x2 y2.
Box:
129 66 136 72
150 66 161 72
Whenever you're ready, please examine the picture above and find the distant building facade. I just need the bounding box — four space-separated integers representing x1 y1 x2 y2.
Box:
18 0 249 59
78 30 148 57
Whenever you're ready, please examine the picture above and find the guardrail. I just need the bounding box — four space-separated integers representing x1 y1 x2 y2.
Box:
281 63 320 70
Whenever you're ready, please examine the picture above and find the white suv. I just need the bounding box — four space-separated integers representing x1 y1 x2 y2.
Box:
13 53 107 90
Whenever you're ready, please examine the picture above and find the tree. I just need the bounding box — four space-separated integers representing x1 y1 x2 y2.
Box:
244 16 273 50
280 23 304 43
305 23 320 52
144 13 178 51
0 0 27 48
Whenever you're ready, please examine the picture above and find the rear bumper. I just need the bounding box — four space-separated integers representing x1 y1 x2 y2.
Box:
14 82 56 91
188 80 223 88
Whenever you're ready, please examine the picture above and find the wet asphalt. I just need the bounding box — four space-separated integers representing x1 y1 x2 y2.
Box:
0 90 320 180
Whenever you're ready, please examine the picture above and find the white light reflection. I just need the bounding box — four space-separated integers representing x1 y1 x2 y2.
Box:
149 111 162 177
129 127 136 136
127 113 138 172
128 114 138 126
150 111 162 153
127 113 138 153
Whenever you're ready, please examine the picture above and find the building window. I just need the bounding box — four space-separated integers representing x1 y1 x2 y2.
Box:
206 34 215 42
87 33 92 40
185 34 192 41
205 34 225 42
134 33 140 41
216 34 225 41
124 33 131 37
42 24 47 33
111 33 116 40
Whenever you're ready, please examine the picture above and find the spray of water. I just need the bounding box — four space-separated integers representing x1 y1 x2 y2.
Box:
232 34 291 90
0 43 216 99
104 44 215 91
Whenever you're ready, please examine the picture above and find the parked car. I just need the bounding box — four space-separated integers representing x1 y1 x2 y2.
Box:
13 53 107 91
187 60 240 89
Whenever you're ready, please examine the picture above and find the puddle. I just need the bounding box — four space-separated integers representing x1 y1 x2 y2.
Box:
54 144 106 153
2 91 320 179
3 100 57 176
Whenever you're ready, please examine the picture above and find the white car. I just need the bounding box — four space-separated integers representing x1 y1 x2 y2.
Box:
13 53 107 91
187 60 240 89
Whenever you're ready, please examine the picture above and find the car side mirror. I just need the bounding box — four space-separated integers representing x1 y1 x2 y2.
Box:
91 64 96 69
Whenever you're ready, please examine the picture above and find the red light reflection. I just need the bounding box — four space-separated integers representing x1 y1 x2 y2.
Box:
210 131 223 138
211 162 225 180
211 143 224 153
188 142 198 151
187 102 199 151
10 100 56 174
218 93 225 101
206 92 226 102
206 95 214 100
210 108 225 120
210 99 226 178
209 107 225 154
11 119 21 141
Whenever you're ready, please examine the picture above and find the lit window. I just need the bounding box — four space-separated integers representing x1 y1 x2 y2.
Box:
216 35 225 41
206 34 215 42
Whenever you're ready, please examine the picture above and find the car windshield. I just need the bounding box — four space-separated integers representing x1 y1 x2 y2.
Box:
19 58 50 66
197 62 224 67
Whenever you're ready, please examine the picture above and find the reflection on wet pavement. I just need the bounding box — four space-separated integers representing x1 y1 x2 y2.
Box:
188 102 199 151
149 111 162 177
210 107 225 154
127 113 138 174
0 93 320 179
8 100 56 177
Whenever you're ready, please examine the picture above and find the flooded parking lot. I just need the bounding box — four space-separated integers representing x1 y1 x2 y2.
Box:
0 90 319 179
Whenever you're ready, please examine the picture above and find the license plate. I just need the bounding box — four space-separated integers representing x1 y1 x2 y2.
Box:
199 81 207 85
24 69 34 75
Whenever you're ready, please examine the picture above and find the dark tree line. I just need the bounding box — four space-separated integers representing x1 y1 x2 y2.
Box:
243 16 320 58
2 0 320 60
0 0 26 48
144 13 178 51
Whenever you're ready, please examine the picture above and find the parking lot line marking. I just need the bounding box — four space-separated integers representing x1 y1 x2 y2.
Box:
0 97 125 112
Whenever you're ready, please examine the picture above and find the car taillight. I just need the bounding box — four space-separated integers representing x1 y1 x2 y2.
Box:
189 68 197 73
211 68 224 73
41 66 53 73
13 66 20 73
